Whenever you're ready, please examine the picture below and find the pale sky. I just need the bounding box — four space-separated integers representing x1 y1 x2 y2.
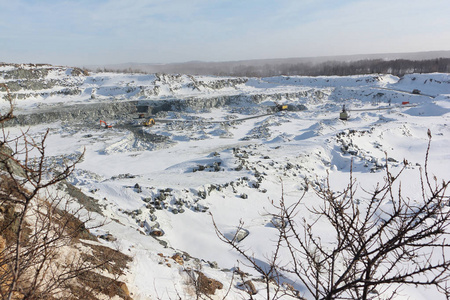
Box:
1 0 450 67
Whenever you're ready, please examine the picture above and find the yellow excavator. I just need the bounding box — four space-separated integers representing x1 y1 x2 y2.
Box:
276 103 288 111
142 118 155 126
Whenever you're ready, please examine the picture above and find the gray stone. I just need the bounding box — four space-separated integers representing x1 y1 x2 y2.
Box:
233 228 250 242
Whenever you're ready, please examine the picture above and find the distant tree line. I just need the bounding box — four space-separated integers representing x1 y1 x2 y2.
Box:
95 67 146 74
91 57 450 77
225 58 450 77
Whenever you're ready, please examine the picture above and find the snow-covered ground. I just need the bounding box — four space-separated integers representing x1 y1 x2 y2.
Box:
1 65 450 299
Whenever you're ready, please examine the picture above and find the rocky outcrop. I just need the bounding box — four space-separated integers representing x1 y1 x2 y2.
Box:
0 144 25 177
188 77 248 90
2 66 50 80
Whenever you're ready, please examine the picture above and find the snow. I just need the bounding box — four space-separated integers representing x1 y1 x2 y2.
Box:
1 66 450 299
390 73 450 96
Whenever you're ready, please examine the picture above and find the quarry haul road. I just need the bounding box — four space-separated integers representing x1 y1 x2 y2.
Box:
347 104 417 112
151 112 276 124
375 87 435 98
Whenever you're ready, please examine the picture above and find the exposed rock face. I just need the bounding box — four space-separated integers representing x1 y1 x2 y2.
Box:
6 101 138 126
0 145 25 177
2 66 50 80
188 77 248 90
1 65 85 101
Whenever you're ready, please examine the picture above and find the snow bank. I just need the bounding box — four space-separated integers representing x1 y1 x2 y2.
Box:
390 73 450 96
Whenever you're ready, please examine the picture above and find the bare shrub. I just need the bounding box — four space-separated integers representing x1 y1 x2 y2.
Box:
214 131 450 299
0 84 130 299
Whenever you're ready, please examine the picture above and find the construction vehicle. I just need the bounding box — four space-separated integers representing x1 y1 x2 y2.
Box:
339 105 349 121
276 103 288 111
100 120 112 128
142 118 155 126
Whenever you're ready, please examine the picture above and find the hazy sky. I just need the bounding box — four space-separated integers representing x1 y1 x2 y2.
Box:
1 0 450 66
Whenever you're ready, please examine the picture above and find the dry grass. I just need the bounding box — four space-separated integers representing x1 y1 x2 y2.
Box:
68 271 131 300
81 243 132 277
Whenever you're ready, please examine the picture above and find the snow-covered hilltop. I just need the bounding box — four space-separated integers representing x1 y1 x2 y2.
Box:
1 64 449 299
2 63 448 112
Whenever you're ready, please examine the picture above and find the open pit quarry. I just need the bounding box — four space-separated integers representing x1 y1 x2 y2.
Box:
1 63 449 300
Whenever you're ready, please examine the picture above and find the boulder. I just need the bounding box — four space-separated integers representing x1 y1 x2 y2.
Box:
150 229 164 237
234 228 249 242
171 253 184 265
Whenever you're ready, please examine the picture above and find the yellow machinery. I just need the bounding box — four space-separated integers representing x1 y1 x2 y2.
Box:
276 104 288 111
142 118 155 126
